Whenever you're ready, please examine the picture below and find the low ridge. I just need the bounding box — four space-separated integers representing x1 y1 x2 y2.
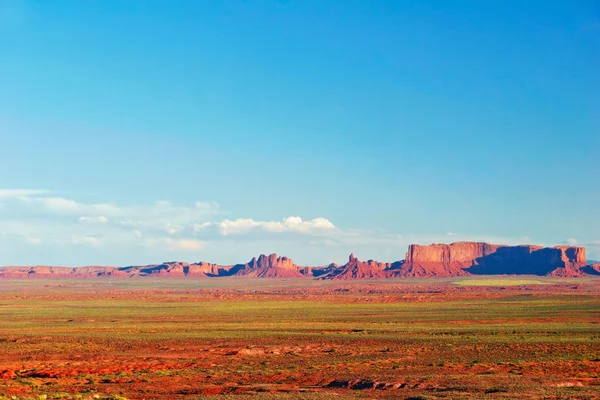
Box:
318 253 403 280
0 243 593 279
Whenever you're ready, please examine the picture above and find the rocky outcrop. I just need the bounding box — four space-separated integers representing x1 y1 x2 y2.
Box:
403 242 587 277
467 245 587 276
0 262 229 279
318 253 402 280
119 255 308 278
542 246 588 277
0 243 593 279
183 262 220 277
400 242 500 277
554 246 587 268
310 263 340 278
581 263 600 276
405 242 501 265
231 254 308 278
0 266 124 278
120 262 189 277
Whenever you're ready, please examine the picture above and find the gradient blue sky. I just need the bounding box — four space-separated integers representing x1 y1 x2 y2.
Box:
1 0 598 266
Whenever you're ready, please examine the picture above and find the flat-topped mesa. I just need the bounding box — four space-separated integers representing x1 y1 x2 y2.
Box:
401 242 500 277
554 246 586 267
234 253 308 278
108 261 227 278
255 254 297 270
0 244 592 278
137 262 190 277
470 245 587 276
403 242 588 277
0 265 123 279
543 246 587 277
187 261 223 276
405 242 500 263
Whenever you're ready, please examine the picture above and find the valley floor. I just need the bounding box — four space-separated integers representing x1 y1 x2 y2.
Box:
0 277 599 399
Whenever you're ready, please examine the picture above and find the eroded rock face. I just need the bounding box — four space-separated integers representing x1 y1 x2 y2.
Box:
403 242 587 277
233 254 308 278
554 246 587 268
118 262 191 277
581 263 600 276
405 242 501 265
318 253 402 280
400 242 500 277
187 262 224 277
0 244 591 278
0 266 123 279
469 245 587 276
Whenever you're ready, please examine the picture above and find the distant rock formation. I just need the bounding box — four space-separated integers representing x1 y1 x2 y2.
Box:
402 242 587 277
231 254 308 278
465 245 587 276
0 243 594 279
401 242 500 277
0 266 123 279
581 263 600 276
310 263 340 278
115 254 308 278
317 253 402 280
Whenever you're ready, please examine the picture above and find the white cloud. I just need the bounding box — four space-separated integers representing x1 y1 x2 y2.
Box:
146 238 206 252
69 235 101 246
78 216 108 224
26 237 43 245
219 216 336 235
0 188 596 266
164 223 183 235
0 192 219 255
0 189 48 199
112 200 220 231
173 239 205 251
19 195 121 216
0 191 347 264
192 222 212 232
39 197 85 212
218 218 260 234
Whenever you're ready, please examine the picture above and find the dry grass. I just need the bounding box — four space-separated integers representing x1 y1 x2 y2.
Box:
0 277 598 399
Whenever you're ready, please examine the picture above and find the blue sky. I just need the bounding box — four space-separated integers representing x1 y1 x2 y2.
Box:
1 0 598 266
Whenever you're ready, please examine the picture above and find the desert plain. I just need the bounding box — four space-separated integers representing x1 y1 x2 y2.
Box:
0 276 599 400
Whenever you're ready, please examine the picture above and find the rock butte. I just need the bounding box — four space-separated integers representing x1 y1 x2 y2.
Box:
0 242 595 279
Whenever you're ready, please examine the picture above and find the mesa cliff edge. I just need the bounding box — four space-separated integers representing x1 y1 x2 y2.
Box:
2 241 598 279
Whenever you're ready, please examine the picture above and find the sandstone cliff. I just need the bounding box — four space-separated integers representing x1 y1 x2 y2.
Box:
0 243 593 279
582 263 600 275
231 254 308 278
403 242 587 277
400 242 500 277
0 266 123 278
318 253 402 280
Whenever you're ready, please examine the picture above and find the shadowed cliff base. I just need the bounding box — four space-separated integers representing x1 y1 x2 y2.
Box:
581 264 600 276
401 242 588 278
464 246 585 276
